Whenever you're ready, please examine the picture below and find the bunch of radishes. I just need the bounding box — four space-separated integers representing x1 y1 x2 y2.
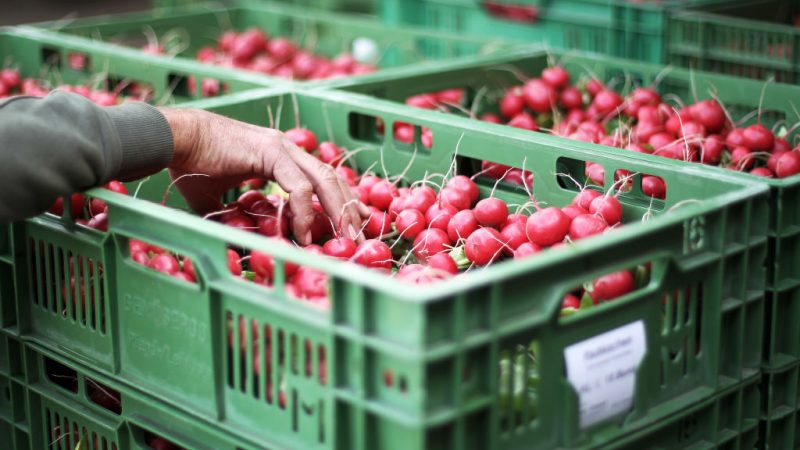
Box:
48 180 129 232
404 65 800 180
195 125 641 313
0 67 151 104
186 28 375 80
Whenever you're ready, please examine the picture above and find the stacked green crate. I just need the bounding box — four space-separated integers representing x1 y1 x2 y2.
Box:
4 85 769 449
378 0 800 83
0 27 268 104
32 3 507 86
327 46 800 448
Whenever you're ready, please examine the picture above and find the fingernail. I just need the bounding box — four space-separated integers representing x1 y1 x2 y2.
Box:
305 231 312 245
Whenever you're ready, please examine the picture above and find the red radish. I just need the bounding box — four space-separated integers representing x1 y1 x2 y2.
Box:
559 86 583 110
267 38 297 61
89 198 107 216
474 197 509 228
412 228 451 262
541 66 570 89
173 271 194 283
238 190 265 211
353 240 392 270
522 79 556 113
750 167 773 177
585 163 605 185
504 213 527 227
285 128 318 152
336 166 358 186
396 209 426 240
257 214 289 237
439 187 472 211
364 209 392 239
87 212 108 232
513 242 541 259
592 90 623 116
323 237 357 259
562 204 587 220
318 142 343 166
0 69 20 89
641 176 666 199
428 253 458 274
291 267 328 298
332 53 356 71
227 249 242 278
292 52 317 79
700 135 725 164
225 215 256 231
464 227 504 265
572 189 602 210
500 221 528 255
196 46 217 62
691 99 726 133
500 89 525 118
588 195 622 226
406 186 437 212
730 146 755 170
773 138 791 154
742 124 774 152
406 93 438 109
569 214 608 240
725 128 746 148
586 78 604 97
768 150 788 173
447 209 479 242
630 87 661 106
508 112 538 131
446 175 479 203
481 113 502 123
776 151 800 178
437 88 464 104
148 254 180 275
250 251 275 281
201 78 220 97
218 31 238 52
562 294 581 309
104 180 128 195
241 178 265 190
591 270 635 303
426 203 458 230
132 251 149 266
481 160 512 179
368 180 398 211
394 123 415 143
526 207 570 247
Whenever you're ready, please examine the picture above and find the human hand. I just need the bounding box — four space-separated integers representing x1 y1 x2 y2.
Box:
160 108 369 245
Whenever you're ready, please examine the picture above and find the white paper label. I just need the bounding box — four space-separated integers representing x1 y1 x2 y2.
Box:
564 320 646 429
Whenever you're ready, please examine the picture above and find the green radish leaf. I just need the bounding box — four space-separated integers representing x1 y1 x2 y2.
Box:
449 246 471 269
580 292 594 310
242 270 257 282
634 265 649 288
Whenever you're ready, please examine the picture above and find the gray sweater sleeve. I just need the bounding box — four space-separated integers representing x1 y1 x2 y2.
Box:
0 91 174 222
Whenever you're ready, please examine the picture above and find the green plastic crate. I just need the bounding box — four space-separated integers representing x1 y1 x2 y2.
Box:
32 3 506 86
0 27 268 105
0 333 28 450
759 361 800 450
379 0 799 83
333 46 800 374
14 341 273 450
2 340 763 450
666 10 800 84
5 87 769 449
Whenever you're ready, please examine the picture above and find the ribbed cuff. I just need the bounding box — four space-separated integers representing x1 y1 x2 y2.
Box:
105 102 174 181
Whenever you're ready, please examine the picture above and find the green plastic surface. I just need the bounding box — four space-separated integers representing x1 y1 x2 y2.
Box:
334 46 800 374
0 338 763 450
4 86 770 449
0 28 267 105
759 361 800 449
32 3 506 87
378 0 799 83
